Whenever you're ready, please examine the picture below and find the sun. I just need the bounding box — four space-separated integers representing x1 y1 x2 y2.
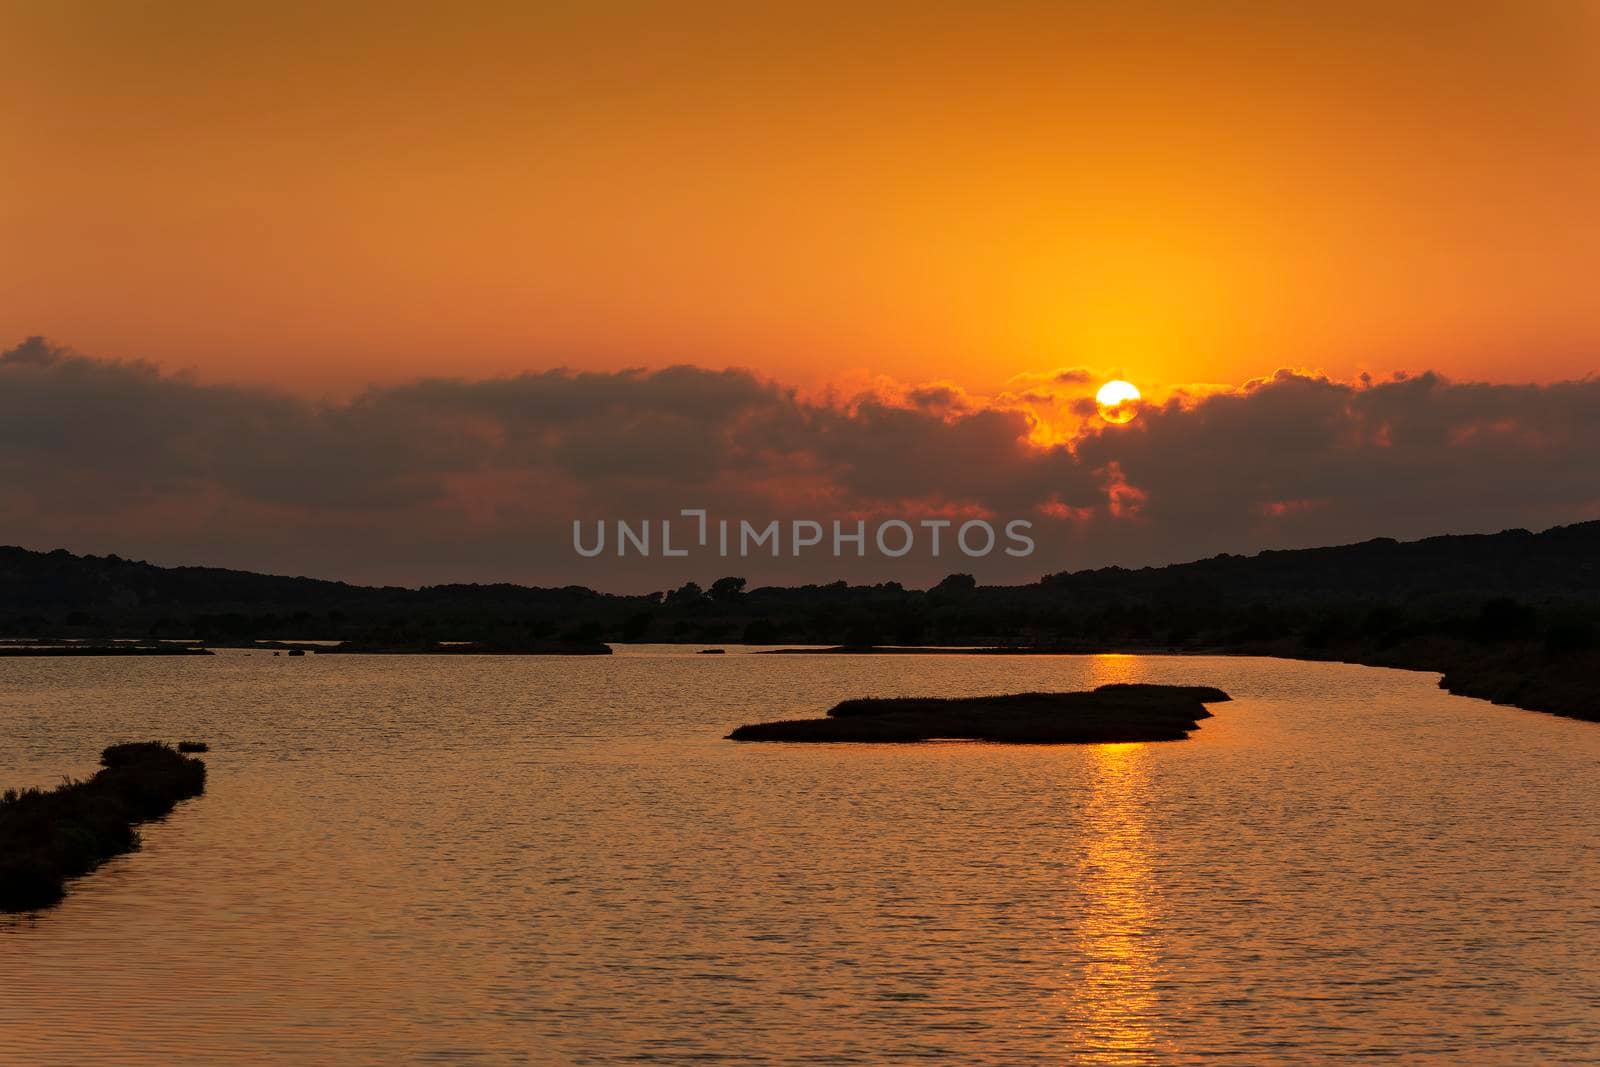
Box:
1095 380 1142 424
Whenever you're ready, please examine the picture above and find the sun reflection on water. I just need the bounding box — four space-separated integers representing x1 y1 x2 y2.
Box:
1059 740 1168 1064
1083 653 1140 688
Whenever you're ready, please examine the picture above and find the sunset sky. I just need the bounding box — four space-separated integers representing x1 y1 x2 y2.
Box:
3 2 1598 587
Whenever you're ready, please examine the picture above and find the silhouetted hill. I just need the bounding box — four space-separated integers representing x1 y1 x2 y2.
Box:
6 524 1598 721
3 522 1598 653
0 546 631 645
1040 523 1600 601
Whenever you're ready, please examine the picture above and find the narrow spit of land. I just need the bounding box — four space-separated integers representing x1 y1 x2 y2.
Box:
727 683 1229 743
0 645 213 656
0 641 613 656
0 742 207 913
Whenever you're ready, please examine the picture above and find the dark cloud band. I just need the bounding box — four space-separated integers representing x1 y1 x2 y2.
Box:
3 337 1596 588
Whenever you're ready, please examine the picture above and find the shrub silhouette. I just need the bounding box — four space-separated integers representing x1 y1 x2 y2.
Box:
0 742 206 912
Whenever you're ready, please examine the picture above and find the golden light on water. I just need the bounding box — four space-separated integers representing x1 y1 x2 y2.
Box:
1096 381 1142 425
1063 740 1166 1063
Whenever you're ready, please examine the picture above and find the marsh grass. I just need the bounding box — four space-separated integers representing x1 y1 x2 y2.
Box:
0 742 206 912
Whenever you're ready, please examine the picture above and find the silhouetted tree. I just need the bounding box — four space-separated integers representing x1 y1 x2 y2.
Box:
665 582 704 607
708 576 747 603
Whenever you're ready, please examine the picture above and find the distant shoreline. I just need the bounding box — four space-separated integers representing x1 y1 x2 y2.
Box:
0 645 214 657
756 640 1599 726
5 636 1590 727
0 641 610 657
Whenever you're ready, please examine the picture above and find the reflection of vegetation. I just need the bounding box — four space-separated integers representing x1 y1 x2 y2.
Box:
3 523 1598 717
0 742 206 913
727 684 1228 743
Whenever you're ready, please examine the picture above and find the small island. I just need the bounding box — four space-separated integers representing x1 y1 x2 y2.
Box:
0 741 208 913
727 683 1229 744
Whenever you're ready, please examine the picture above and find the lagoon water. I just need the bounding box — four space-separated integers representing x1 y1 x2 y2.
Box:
1 648 1597 1065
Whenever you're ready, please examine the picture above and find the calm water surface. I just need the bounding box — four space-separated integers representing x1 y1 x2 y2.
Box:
1 649 1597 1064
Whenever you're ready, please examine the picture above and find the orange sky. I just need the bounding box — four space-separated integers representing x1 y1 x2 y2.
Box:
3 1 1597 396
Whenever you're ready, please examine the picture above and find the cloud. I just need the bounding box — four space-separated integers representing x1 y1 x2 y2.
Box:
3 337 1598 588
1068 368 1600 562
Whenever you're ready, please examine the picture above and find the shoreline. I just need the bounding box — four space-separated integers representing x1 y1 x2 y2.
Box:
0 642 611 657
7 636 1589 726
755 640 1598 725
0 645 213 657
